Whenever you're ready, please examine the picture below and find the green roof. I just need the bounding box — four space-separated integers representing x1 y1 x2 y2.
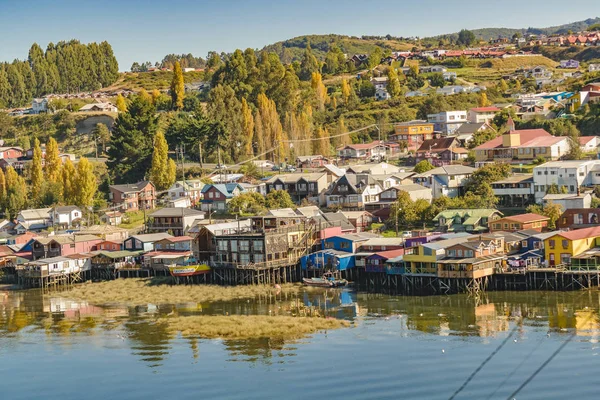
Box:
463 216 481 225
433 209 502 221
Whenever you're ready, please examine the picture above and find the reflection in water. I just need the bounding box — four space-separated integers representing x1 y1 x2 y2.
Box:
1 288 600 368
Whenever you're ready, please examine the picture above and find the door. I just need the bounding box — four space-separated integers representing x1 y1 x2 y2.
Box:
549 253 555 267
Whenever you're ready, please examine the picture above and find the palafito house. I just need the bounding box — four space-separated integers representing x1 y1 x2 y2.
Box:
543 226 600 266
402 233 473 274
488 213 549 233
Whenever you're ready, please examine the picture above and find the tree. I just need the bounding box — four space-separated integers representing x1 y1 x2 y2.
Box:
500 79 509 92
311 72 327 111
170 61 185 110
3 167 27 219
265 190 295 209
527 201 563 230
149 132 176 190
389 191 417 231
478 92 490 107
514 79 522 93
75 157 97 207
429 73 446 88
29 137 43 196
368 47 383 70
241 98 255 158
467 128 500 149
116 94 127 112
414 160 435 174
255 93 287 162
299 44 320 81
313 126 330 156
92 123 111 154
107 93 158 183
60 158 77 204
387 68 401 97
564 127 584 160
341 78 351 104
457 29 477 46
228 192 266 216
44 137 61 183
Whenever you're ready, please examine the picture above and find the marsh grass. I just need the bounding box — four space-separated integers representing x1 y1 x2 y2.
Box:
65 278 303 305
162 315 350 339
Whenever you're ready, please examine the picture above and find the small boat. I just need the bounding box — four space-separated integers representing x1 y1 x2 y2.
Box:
303 272 348 288
169 264 211 277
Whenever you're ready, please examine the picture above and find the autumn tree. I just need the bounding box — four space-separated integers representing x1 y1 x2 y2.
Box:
478 92 490 107
29 137 43 195
255 93 287 162
527 201 563 230
170 61 185 110
387 68 401 98
60 158 77 204
341 78 351 105
149 132 176 190
44 137 61 183
3 167 27 219
241 98 255 157
75 157 97 207
311 72 327 112
116 94 127 112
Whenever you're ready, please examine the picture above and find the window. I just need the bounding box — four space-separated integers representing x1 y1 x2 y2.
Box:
240 241 250 252
544 171 548 175
254 254 264 263
340 242 350 249
325 242 334 249
550 171 556 175
562 240 568 249
504 223 509 229
549 240 555 249
457 249 463 257
253 241 263 252
230 240 238 252
537 171 542 175
240 254 250 264
561 254 571 265
218 241 228 251
522 240 528 247
447 249 456 257
209 192 214 199
570 186 575 192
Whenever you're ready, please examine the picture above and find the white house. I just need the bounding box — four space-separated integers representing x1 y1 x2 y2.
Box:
579 136 600 152
337 141 388 160
16 208 52 233
375 87 391 101
412 165 475 199
427 110 467 135
533 160 600 203
443 72 457 81
326 174 383 210
100 211 123 226
370 77 389 90
32 98 48 114
467 106 501 123
589 64 600 72
543 193 591 210
436 86 466 96
78 102 118 113
167 179 204 207
51 206 83 229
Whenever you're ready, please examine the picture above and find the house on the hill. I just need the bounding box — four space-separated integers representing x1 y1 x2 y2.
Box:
109 181 156 211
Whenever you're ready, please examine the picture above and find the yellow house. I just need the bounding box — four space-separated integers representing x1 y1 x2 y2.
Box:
543 226 600 266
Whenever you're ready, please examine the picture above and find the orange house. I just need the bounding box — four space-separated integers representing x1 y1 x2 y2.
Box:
489 213 549 232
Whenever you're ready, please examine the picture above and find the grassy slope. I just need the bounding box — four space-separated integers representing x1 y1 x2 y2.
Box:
101 70 205 92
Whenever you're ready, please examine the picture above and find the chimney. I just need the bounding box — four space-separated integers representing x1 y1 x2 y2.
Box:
506 117 516 132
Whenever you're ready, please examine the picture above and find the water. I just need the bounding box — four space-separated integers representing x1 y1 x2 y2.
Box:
1 287 600 400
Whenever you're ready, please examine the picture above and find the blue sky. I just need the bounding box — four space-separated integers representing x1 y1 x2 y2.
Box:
0 0 597 70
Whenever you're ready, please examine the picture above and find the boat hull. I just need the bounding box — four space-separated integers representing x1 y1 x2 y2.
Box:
169 264 211 277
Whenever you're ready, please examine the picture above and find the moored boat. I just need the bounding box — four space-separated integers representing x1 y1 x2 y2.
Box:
169 264 211 277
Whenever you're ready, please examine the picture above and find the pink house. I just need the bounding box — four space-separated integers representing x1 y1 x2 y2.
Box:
31 234 102 260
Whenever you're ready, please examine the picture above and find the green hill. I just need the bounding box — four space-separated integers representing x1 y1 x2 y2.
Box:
262 34 414 62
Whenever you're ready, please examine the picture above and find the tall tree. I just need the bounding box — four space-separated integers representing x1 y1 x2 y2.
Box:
299 44 320 81
457 29 477 46
241 98 255 158
387 68 401 98
255 93 287 162
92 123 111 153
3 167 27 219
29 138 44 195
60 158 77 205
149 132 175 190
107 93 158 183
75 157 97 207
170 61 185 110
116 94 127 112
44 137 61 183
311 72 327 111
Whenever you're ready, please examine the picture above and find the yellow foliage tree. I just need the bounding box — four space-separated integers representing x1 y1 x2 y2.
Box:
44 137 61 183
75 157 97 207
311 72 328 112
341 78 351 105
116 94 127 112
242 98 255 158
60 158 77 204
30 138 43 195
170 61 185 110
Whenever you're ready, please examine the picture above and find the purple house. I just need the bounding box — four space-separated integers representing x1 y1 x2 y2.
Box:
560 59 580 69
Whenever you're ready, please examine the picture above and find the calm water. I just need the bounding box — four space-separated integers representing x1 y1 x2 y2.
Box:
1 287 600 400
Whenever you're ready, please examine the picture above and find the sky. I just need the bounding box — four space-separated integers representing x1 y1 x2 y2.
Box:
0 0 598 70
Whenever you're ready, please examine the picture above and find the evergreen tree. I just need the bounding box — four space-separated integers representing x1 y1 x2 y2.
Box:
149 132 175 190
30 137 44 196
107 93 158 183
170 61 185 110
299 44 320 81
44 137 61 183
265 190 295 209
92 123 111 153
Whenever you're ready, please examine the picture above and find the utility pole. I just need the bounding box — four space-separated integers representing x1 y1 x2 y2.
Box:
217 146 223 183
198 142 203 171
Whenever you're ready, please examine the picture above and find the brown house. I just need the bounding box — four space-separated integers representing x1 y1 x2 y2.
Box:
557 208 600 230
489 213 549 233
415 137 464 166
109 181 156 211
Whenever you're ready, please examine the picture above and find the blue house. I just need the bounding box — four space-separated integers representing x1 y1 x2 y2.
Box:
301 250 355 271
322 233 378 253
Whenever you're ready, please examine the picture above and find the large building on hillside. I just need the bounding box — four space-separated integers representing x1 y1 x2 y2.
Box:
474 118 570 163
390 120 434 149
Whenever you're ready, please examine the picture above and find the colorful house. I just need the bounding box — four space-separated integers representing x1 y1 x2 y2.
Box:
489 213 549 232
543 226 600 266
402 233 473 275
390 120 434 149
433 209 503 233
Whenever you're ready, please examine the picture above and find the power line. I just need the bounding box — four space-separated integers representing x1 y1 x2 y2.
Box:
505 311 596 400
282 124 380 143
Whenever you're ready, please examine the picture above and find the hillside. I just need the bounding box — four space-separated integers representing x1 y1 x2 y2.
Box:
534 45 600 62
262 34 414 62
431 17 600 41
100 70 205 92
